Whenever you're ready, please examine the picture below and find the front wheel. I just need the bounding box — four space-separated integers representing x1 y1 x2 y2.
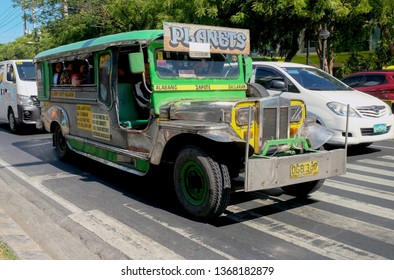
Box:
54 125 71 160
8 109 19 133
174 146 231 220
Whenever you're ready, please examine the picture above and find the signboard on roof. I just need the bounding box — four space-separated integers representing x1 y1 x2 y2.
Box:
163 22 250 56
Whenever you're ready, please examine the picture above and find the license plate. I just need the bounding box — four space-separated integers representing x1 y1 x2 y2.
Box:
290 161 319 179
374 123 387 133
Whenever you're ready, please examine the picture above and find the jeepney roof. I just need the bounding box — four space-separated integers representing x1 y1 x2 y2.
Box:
34 30 163 62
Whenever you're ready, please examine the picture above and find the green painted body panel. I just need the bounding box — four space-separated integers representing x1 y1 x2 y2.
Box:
68 138 150 172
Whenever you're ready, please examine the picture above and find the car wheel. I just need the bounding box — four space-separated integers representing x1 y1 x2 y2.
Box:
8 109 19 133
174 145 231 220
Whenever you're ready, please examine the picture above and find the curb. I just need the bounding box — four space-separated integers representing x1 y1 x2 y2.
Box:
0 208 51 260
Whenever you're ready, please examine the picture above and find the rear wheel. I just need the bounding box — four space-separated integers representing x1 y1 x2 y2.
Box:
54 125 71 160
174 146 231 220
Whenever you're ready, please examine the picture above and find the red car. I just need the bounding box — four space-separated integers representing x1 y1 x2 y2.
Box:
341 71 394 111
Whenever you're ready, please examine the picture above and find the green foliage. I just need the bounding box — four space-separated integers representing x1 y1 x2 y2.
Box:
2 0 394 73
0 242 17 260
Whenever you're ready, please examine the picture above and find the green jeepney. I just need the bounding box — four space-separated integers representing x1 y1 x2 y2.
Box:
34 22 346 219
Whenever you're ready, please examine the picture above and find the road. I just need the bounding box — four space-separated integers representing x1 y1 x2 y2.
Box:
0 124 393 260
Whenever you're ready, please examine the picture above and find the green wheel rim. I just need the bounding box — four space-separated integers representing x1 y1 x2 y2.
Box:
180 160 207 206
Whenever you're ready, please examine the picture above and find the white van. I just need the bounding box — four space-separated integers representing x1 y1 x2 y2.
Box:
0 60 41 132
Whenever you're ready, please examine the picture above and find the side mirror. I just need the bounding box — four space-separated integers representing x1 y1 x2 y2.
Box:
270 79 286 90
129 53 145 74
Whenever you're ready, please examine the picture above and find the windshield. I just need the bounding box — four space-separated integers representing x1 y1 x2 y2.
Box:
16 61 36 81
154 49 240 79
283 67 350 91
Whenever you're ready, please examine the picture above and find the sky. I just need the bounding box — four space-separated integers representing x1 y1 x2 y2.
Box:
0 0 32 44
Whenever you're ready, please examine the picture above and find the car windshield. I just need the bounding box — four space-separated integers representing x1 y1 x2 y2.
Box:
154 49 240 79
16 61 36 81
283 67 350 91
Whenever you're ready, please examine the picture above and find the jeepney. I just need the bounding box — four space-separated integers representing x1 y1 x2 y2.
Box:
34 22 346 219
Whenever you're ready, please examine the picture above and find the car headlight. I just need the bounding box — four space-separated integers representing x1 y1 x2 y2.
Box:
327 102 360 118
384 103 393 116
236 107 254 126
17 94 35 106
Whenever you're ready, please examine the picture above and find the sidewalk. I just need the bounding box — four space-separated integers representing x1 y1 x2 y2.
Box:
0 208 51 259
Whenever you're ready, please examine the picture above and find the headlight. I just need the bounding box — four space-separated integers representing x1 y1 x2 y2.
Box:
327 102 360 117
236 107 254 126
290 105 303 123
17 94 34 106
384 103 393 116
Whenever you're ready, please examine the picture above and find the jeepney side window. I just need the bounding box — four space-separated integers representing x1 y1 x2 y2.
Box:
98 53 112 108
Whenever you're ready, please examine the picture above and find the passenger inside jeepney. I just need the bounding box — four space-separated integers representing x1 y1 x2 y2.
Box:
192 58 211 75
71 60 90 86
53 62 63 85
59 61 73 85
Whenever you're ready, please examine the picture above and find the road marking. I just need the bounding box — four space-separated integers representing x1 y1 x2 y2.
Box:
32 173 80 181
69 209 183 260
311 192 393 220
371 145 394 150
325 180 394 201
124 203 237 260
0 158 83 214
346 163 394 177
357 159 394 168
0 158 180 260
250 193 394 246
339 171 393 187
381 155 394 160
225 205 386 260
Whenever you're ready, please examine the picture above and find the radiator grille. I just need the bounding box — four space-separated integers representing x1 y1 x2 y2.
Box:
261 107 289 143
357 106 387 118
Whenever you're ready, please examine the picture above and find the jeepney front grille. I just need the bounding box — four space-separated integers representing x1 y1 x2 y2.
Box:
261 107 289 144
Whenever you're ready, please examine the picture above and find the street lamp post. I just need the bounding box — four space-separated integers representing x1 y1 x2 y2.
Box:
319 25 330 71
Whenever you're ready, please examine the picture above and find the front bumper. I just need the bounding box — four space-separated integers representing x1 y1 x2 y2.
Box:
244 148 346 192
16 104 41 125
325 115 394 145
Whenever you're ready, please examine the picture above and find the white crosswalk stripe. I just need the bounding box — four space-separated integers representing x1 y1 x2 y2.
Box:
2 153 393 260
339 171 393 187
225 205 387 260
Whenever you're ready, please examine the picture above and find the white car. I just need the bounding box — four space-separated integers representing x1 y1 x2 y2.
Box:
251 62 394 146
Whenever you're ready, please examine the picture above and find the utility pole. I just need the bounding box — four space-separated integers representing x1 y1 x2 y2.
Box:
63 0 69 17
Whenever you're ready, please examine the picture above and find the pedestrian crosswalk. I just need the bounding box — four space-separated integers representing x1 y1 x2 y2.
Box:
2 149 393 260
119 154 394 260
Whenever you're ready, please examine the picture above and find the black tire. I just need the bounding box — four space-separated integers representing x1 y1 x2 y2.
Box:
174 146 231 220
281 178 325 197
8 109 19 133
54 125 71 160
